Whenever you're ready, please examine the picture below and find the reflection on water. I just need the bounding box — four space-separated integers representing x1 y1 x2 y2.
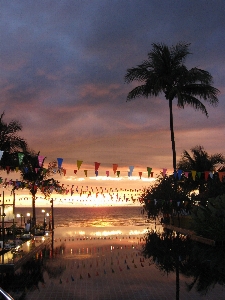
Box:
0 229 224 299
143 229 225 297
53 226 150 240
0 240 33 265
94 230 122 236
4 207 224 298
0 246 48 299
75 229 148 237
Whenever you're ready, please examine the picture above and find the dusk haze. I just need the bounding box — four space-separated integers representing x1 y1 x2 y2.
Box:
0 2 225 299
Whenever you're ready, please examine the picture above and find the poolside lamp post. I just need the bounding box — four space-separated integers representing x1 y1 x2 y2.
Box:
26 213 31 232
27 212 31 223
42 209 46 235
50 199 54 256
0 213 6 250
50 199 54 231
17 213 23 227
46 213 49 231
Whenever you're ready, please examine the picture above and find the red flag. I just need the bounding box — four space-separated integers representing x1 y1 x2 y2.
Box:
218 172 225 182
95 162 100 171
204 171 209 181
113 164 118 174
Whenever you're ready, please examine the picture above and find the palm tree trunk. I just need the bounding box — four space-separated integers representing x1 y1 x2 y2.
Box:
176 252 180 300
175 233 180 300
169 98 176 172
32 193 36 231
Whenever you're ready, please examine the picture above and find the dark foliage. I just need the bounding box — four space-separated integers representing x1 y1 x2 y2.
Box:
0 112 28 169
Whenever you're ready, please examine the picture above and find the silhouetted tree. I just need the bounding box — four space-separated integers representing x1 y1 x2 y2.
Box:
177 146 225 206
177 145 224 172
125 43 219 172
16 151 65 228
140 174 192 227
0 112 28 169
143 229 192 300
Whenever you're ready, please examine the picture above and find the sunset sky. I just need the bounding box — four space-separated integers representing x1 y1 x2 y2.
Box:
0 1 225 204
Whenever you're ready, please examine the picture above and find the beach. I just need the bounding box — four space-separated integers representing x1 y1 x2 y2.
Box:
23 227 225 300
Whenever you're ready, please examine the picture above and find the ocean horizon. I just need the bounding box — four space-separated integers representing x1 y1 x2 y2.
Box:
14 206 146 228
12 206 158 239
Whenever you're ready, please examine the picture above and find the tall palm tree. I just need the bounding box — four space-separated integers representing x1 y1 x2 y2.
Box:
0 112 27 168
125 43 219 172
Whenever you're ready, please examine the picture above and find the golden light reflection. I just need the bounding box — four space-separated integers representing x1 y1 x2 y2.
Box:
94 230 122 237
75 229 148 237
79 231 85 236
129 229 148 235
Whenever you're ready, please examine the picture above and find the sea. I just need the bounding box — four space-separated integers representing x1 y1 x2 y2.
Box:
13 206 156 238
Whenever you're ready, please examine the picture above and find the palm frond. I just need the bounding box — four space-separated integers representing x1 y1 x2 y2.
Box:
209 153 225 166
177 146 224 172
182 84 219 104
125 65 150 83
170 42 191 68
177 94 208 116
178 150 196 170
126 84 159 101
7 120 23 133
188 68 213 84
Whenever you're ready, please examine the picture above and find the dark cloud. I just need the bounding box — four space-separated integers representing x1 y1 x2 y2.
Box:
0 0 224 173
